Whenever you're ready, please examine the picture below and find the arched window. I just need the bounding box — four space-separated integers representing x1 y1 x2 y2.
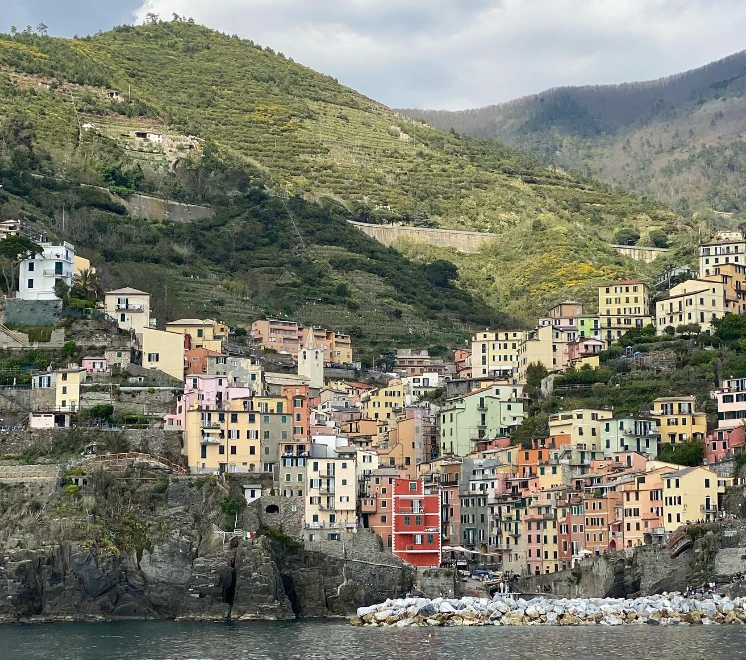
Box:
265 504 280 514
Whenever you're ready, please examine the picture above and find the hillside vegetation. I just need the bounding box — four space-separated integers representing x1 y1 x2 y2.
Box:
402 51 746 215
0 20 692 331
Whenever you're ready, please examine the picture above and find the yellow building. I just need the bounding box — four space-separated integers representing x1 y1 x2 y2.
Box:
517 324 555 382
305 457 358 539
141 327 185 380
704 263 746 315
655 279 726 334
55 367 84 412
651 396 707 445
661 465 720 531
165 318 226 352
598 281 652 343
361 380 405 422
104 287 151 336
185 396 262 474
471 330 522 378
73 255 94 275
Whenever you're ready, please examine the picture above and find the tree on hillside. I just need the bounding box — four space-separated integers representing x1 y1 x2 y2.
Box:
9 26 17 36
73 267 100 301
525 362 549 388
658 439 704 467
145 12 160 24
614 226 640 246
0 236 43 294
36 23 48 36
424 260 457 288
649 229 669 248
376 349 396 373
714 314 746 341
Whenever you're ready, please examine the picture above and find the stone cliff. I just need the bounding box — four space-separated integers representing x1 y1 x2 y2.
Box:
518 520 746 599
0 475 414 623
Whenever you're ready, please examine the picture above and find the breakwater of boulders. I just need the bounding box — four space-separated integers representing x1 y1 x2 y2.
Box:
350 594 746 627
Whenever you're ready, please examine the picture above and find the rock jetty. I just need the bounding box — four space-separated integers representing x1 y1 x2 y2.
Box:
350 594 746 627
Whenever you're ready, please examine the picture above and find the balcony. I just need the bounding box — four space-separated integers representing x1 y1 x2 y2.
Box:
43 269 72 278
200 437 221 445
116 303 144 311
319 487 335 495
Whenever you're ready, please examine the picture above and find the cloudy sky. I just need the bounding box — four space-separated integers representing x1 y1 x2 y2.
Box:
4 0 746 109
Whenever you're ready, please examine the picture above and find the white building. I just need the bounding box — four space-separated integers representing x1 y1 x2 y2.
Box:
18 241 75 301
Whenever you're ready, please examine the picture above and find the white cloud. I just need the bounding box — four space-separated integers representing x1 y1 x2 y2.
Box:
133 0 746 109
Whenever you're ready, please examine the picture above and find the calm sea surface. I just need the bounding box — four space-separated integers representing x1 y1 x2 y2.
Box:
4 620 746 660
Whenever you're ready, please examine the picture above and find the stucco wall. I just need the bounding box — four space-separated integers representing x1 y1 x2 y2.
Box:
348 220 497 253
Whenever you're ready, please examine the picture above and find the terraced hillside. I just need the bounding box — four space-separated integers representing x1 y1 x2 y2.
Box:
0 21 696 335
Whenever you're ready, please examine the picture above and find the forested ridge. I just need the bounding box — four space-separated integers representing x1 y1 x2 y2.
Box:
401 50 746 215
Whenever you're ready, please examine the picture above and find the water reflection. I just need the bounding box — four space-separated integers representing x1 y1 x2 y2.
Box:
4 620 746 660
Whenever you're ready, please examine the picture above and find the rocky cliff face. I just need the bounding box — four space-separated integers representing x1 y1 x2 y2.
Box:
0 477 412 623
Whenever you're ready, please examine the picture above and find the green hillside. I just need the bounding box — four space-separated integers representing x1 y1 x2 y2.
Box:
402 51 746 215
0 20 692 333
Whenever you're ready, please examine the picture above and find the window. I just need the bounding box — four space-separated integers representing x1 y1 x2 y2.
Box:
147 353 160 363
230 446 236 455
409 481 417 491
120 313 126 322
381 515 387 523
197 328 204 338
27 262 34 272
27 278 33 289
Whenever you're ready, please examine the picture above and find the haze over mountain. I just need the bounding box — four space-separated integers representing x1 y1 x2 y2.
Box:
401 51 746 215
0 20 693 343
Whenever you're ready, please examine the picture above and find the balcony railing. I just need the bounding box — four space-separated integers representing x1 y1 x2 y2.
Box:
200 437 221 445
116 304 144 311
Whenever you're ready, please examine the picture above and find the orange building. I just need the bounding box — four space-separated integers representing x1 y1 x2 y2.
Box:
185 347 223 375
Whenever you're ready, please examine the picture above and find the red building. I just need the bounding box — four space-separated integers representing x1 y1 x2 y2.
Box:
392 478 441 567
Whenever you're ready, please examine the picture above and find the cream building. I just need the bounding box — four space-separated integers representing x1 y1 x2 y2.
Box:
548 409 614 450
655 279 726 334
140 327 185 380
699 238 746 278
661 466 721 531
305 456 358 540
104 288 152 336
165 319 227 352
517 324 555 382
598 281 652 342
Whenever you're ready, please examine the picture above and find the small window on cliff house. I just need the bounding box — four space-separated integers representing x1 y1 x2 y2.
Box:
265 504 279 514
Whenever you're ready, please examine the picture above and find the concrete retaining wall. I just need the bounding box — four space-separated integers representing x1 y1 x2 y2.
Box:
348 220 497 253
123 193 214 223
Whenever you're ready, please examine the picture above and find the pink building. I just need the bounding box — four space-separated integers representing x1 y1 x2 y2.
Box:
81 357 107 373
164 375 252 429
714 377 746 431
706 426 746 464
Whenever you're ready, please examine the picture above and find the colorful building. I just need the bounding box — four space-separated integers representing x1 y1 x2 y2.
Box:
392 478 441 567
598 281 652 342
651 396 707 445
